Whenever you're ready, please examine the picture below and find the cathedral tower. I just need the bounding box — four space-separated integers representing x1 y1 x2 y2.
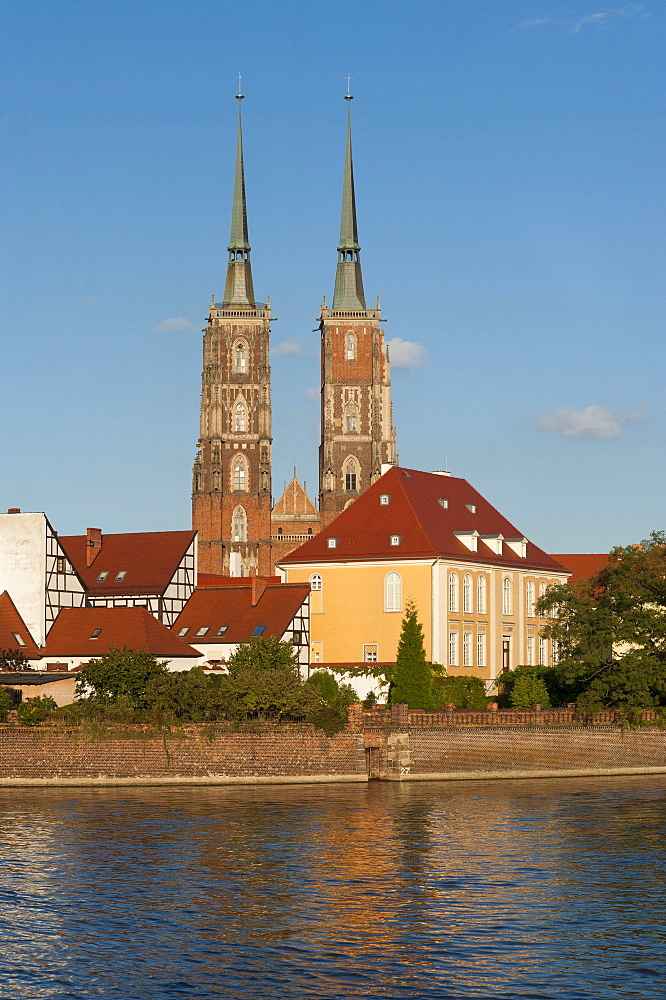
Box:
318 95 397 522
192 93 273 576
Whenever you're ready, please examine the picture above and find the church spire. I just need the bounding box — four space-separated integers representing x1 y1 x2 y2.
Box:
223 87 255 307
332 91 366 311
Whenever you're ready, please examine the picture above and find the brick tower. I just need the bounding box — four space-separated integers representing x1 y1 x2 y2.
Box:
192 93 273 576
318 93 398 524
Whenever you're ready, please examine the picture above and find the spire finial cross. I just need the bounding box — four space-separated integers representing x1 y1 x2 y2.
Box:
236 72 244 101
345 73 353 101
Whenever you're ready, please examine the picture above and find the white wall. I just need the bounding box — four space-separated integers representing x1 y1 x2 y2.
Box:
0 512 47 645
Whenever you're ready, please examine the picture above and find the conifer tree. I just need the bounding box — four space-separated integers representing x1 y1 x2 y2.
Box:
390 600 433 709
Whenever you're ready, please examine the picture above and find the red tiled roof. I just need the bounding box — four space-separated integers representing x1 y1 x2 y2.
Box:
41 607 200 658
279 467 568 573
172 583 309 645
552 553 609 581
197 574 281 588
59 530 196 596
0 591 41 657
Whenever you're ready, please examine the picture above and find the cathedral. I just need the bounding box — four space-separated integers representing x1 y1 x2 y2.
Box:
192 91 397 576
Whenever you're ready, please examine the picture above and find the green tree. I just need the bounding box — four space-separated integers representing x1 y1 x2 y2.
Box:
390 601 433 709
76 647 168 710
509 672 551 709
539 531 666 712
226 634 301 675
0 688 11 721
17 695 57 726
432 674 487 709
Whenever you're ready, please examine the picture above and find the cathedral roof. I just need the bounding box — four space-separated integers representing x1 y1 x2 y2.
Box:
278 466 568 574
172 582 309 646
59 530 196 596
41 607 200 658
272 476 319 520
0 590 41 657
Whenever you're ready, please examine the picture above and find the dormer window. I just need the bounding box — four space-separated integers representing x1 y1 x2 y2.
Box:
327 538 338 549
438 499 448 509
90 628 102 640
178 627 190 637
466 503 476 514
97 571 109 582
380 495 391 506
115 571 127 582
12 632 26 647
390 535 402 546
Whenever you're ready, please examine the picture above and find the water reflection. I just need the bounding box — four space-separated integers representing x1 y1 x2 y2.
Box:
1 778 665 998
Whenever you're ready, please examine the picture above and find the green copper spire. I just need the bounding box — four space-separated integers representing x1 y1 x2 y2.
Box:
332 94 366 311
223 89 255 307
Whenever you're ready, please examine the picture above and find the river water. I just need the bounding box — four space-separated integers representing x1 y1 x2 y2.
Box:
1 777 665 999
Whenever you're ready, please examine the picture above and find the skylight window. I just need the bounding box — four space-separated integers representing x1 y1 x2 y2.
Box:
215 626 228 637
114 571 127 582
195 627 209 637
178 627 190 637
12 632 26 647
97 571 109 582
90 628 102 639
252 625 266 635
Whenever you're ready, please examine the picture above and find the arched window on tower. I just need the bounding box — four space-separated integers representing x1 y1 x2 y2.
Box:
234 341 247 374
384 572 402 613
232 457 247 492
346 332 356 361
234 402 246 433
232 506 247 542
344 457 359 492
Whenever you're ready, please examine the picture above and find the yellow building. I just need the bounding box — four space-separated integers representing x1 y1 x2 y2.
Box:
277 467 569 694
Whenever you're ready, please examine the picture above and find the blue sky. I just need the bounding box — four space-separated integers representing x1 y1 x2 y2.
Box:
1 0 663 553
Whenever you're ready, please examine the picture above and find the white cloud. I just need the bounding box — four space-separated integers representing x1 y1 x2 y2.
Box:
156 316 192 333
512 16 557 31
387 338 427 369
571 4 647 32
304 387 319 402
272 340 303 357
536 405 643 439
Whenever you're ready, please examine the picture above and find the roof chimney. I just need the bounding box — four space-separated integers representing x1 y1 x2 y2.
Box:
86 527 103 567
7 508 21 514
251 576 268 607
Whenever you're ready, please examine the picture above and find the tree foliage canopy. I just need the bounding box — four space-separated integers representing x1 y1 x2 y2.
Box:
537 531 666 711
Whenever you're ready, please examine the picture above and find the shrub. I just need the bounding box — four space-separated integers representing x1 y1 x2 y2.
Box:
17 695 57 726
432 675 487 710
509 672 551 709
0 688 11 722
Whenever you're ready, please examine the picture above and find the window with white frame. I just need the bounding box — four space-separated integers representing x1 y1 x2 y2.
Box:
449 630 458 667
346 332 356 361
232 457 247 491
380 494 391 505
552 639 559 664
232 506 247 542
463 574 472 614
234 402 246 432
477 632 485 668
526 579 535 618
363 643 378 662
385 572 402 613
390 535 402 546
539 636 547 665
234 341 247 374
477 574 486 614
449 572 458 613
310 574 322 591
527 635 535 665
463 631 472 667
539 581 547 602
502 577 512 615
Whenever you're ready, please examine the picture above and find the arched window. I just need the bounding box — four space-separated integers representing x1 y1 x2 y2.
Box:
449 572 458 613
234 341 247 374
344 457 359 492
385 572 402 613
502 577 512 615
539 581 547 615
477 574 486 614
234 402 246 432
232 457 247 492
346 332 356 361
526 580 535 618
463 574 472 614
310 573 322 592
345 406 358 433
232 506 247 542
